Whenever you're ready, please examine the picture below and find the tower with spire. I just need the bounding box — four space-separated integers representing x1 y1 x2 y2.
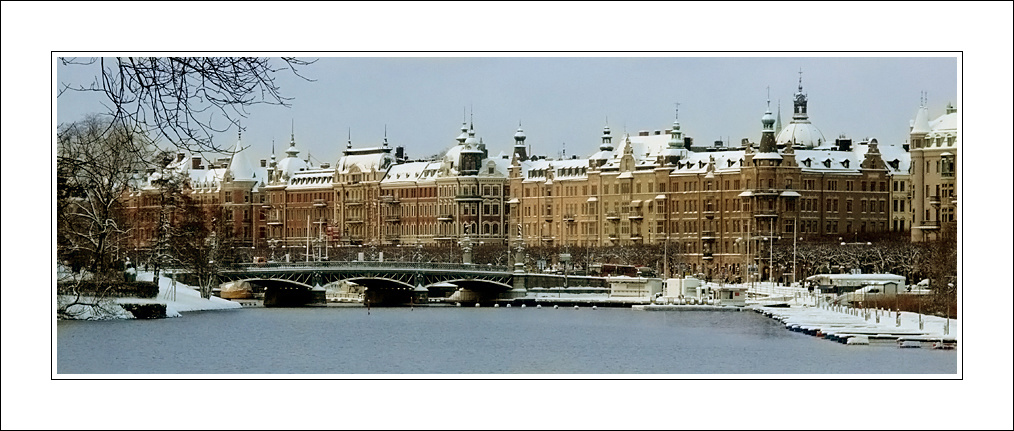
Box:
458 116 483 176
759 89 779 154
776 69 826 148
512 122 528 162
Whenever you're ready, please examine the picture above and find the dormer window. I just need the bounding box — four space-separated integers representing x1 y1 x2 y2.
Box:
842 159 850 168
823 159 832 168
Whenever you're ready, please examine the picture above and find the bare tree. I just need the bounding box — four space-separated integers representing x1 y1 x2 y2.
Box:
59 57 315 155
57 115 149 276
57 116 151 318
169 196 230 299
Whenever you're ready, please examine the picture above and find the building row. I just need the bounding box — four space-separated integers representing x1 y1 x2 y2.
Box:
124 81 958 277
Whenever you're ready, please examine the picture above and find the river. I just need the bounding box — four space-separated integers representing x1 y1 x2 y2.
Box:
56 306 957 375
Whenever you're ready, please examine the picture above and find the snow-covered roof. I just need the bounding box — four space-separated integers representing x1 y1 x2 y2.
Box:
286 168 335 189
336 147 394 175
910 106 931 134
226 139 258 182
776 119 827 148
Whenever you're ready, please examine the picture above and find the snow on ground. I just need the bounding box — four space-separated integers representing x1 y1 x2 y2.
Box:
57 270 241 320
129 271 242 317
739 281 958 338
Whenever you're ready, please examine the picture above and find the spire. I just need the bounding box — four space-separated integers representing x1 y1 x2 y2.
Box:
600 120 614 151
911 95 931 135
383 124 389 147
668 102 683 149
793 69 809 120
347 128 352 149
775 99 782 132
759 90 778 153
762 88 775 131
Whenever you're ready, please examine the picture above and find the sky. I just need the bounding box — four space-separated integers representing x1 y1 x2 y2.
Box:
56 55 957 163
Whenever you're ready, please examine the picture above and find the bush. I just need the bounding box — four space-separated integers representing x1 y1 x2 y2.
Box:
57 280 160 298
120 303 167 319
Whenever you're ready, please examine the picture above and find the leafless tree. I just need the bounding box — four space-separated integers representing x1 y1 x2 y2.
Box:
59 57 315 155
57 116 150 318
57 115 149 276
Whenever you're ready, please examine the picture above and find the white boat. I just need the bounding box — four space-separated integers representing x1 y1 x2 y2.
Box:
846 335 869 345
932 339 957 350
899 340 922 348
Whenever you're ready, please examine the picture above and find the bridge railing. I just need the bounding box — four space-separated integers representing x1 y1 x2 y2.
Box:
231 260 513 273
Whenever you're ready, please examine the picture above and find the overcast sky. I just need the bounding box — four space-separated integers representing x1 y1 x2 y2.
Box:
56 55 957 163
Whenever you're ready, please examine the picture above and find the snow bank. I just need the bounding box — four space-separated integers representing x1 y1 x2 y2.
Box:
130 271 242 317
57 270 241 320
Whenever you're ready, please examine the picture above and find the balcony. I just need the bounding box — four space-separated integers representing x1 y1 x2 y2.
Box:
437 214 454 222
702 251 714 260
384 215 401 223
753 209 779 218
381 195 400 204
605 212 620 221
346 217 364 224
313 199 327 207
345 200 363 206
267 218 283 226
563 214 576 222
703 209 716 219
752 188 780 197
701 231 717 240
929 195 941 206
627 213 643 220
454 193 482 202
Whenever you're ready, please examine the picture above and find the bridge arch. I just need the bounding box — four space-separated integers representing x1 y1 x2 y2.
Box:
224 278 322 307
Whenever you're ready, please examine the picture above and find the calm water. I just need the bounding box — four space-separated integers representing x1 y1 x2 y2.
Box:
57 306 957 375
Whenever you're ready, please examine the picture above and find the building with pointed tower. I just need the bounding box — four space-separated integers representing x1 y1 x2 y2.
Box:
120 75 925 272
776 71 827 149
908 98 958 242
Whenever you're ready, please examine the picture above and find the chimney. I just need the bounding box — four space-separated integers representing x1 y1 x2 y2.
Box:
260 159 267 168
192 157 202 169
177 153 185 162
638 130 650 137
835 137 852 152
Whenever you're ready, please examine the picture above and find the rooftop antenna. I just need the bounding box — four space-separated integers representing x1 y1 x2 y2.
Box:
675 101 681 120
347 127 352 149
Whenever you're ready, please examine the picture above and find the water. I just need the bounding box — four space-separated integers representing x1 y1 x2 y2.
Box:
57 306 957 374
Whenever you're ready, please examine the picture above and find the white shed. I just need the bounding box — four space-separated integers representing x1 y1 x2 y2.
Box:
713 285 748 306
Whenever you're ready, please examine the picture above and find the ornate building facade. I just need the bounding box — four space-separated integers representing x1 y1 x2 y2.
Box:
124 82 951 276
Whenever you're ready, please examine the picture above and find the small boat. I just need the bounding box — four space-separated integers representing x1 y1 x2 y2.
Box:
899 340 922 348
846 335 869 345
932 339 957 350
